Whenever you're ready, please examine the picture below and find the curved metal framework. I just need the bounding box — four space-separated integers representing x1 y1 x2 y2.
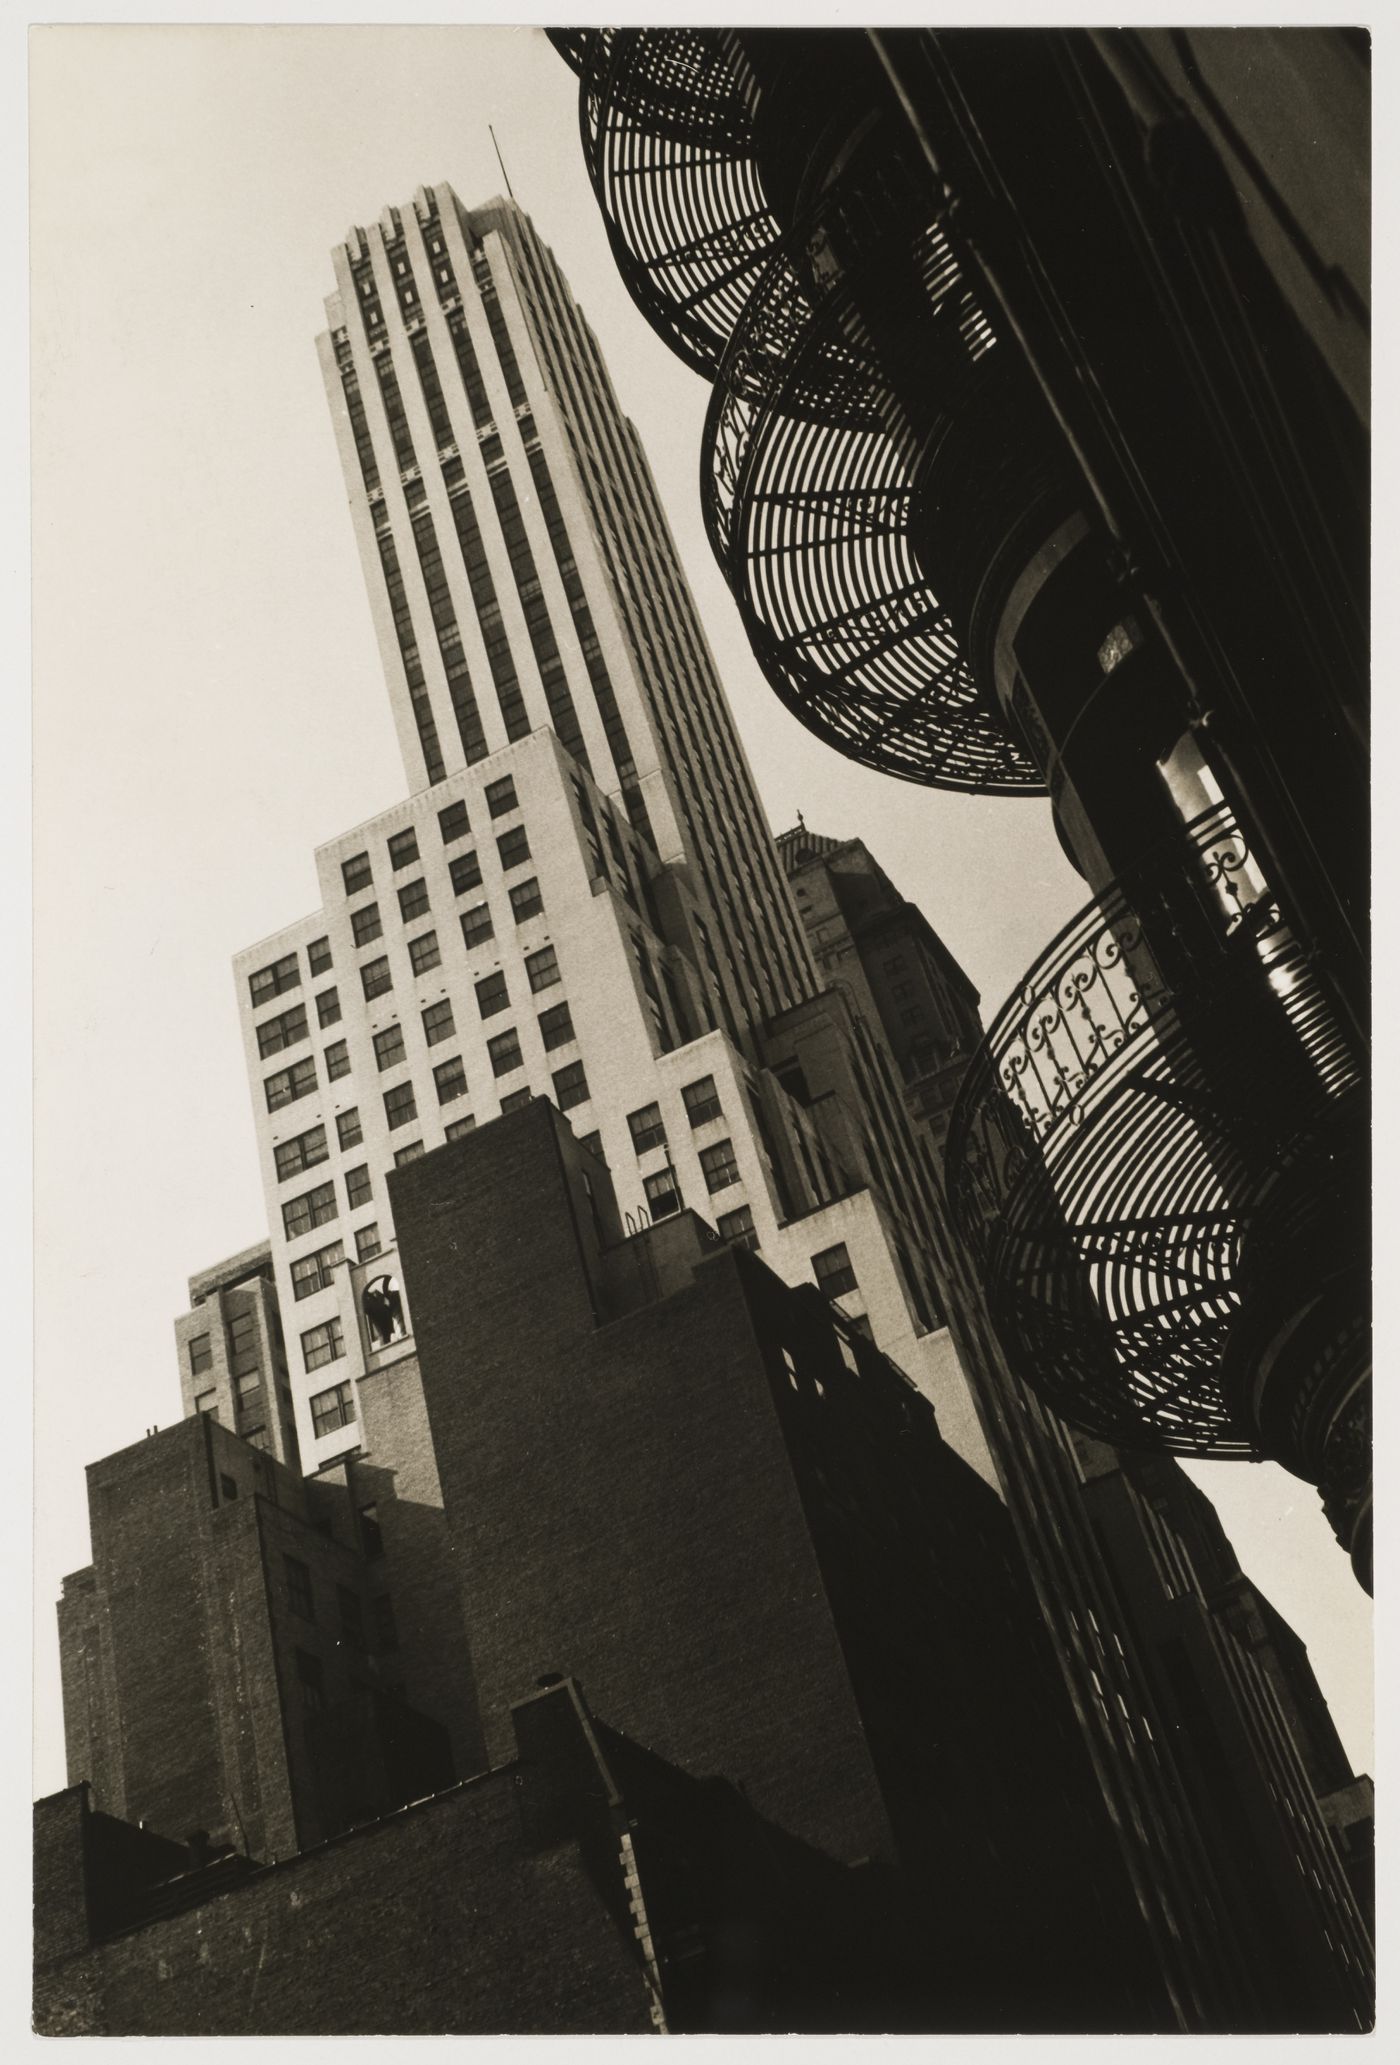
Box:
945 804 1362 1454
557 25 1043 794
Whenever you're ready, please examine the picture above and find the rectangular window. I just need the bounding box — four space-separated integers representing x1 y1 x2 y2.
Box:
307 935 333 978
438 798 470 845
265 1056 316 1112
257 1003 309 1059
384 1081 418 1130
485 775 517 818
449 849 482 896
302 1317 346 1375
682 1075 722 1128
233 1366 262 1410
700 1138 741 1195
445 1114 476 1141
249 952 300 1008
461 902 494 950
538 1000 574 1051
336 1107 363 1150
310 1381 353 1438
356 1222 382 1264
361 956 392 1001
373 1024 406 1072
227 1310 260 1377
283 1181 337 1242
325 1039 350 1081
718 1205 758 1251
342 852 372 897
422 997 455 1045
394 1140 425 1165
525 945 559 992
509 878 543 923
388 826 420 870
552 1060 589 1111
644 1167 681 1221
315 988 342 1030
285 1555 315 1621
496 824 531 873
488 1028 523 1077
351 902 383 948
628 1103 666 1156
346 1164 373 1209
408 930 441 976
578 1131 603 1163
434 1055 468 1105
398 877 430 923
194 1389 216 1415
296 1648 325 1712
188 1332 212 1375
291 1241 344 1301
813 1243 858 1297
475 970 509 1019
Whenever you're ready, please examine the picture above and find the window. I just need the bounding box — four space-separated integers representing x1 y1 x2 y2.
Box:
283 1181 337 1242
438 798 470 845
285 1556 315 1621
422 998 454 1046
488 1028 523 1077
485 774 517 818
374 1024 406 1072
325 1039 351 1081
496 824 531 872
408 929 441 974
265 1056 316 1112
351 902 383 948
388 826 420 870
228 1310 260 1377
628 1103 666 1155
315 987 342 1029
257 1003 308 1059
813 1243 858 1298
361 956 392 1001
219 1474 238 1501
398 877 430 923
303 1317 346 1375
682 1075 722 1128
346 1164 372 1210
644 1167 681 1221
194 1390 216 1415
500 1088 533 1114
249 952 300 1008
342 852 372 897
718 1205 758 1251
308 936 333 978
434 1055 468 1105
449 849 482 895
291 1241 344 1301
509 878 543 922
539 1000 574 1051
461 902 494 950
394 1141 425 1165
475 970 509 1018
384 1081 418 1130
356 1223 383 1264
372 1594 399 1653
188 1332 212 1375
700 1138 741 1195
445 1114 476 1141
296 1649 325 1711
526 944 559 993
552 1060 589 1112
336 1107 363 1150
578 1131 604 1163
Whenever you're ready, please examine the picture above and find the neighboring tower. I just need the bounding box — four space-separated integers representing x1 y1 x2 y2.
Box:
231 191 986 1481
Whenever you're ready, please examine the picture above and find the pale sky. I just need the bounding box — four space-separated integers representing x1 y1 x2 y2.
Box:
29 22 1373 1794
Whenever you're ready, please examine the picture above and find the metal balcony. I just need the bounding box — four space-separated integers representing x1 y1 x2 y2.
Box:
945 803 1363 1463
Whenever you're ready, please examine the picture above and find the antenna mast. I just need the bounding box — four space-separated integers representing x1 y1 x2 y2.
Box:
489 125 516 202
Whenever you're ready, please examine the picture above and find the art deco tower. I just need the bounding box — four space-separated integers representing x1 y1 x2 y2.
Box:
222 189 983 1479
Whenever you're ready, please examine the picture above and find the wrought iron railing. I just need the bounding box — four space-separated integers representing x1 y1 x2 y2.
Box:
945 803 1363 1453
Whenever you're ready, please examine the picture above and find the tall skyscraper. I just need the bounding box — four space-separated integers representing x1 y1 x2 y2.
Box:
232 187 987 1483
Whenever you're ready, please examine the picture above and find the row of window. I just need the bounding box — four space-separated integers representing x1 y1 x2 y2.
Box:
283 1551 397 1653
339 777 517 903
625 1074 722 1159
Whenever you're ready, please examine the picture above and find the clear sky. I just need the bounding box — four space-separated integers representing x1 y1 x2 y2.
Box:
29 22 1373 1793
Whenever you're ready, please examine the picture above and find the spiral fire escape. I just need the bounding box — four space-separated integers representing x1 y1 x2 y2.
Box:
552 28 1369 1587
